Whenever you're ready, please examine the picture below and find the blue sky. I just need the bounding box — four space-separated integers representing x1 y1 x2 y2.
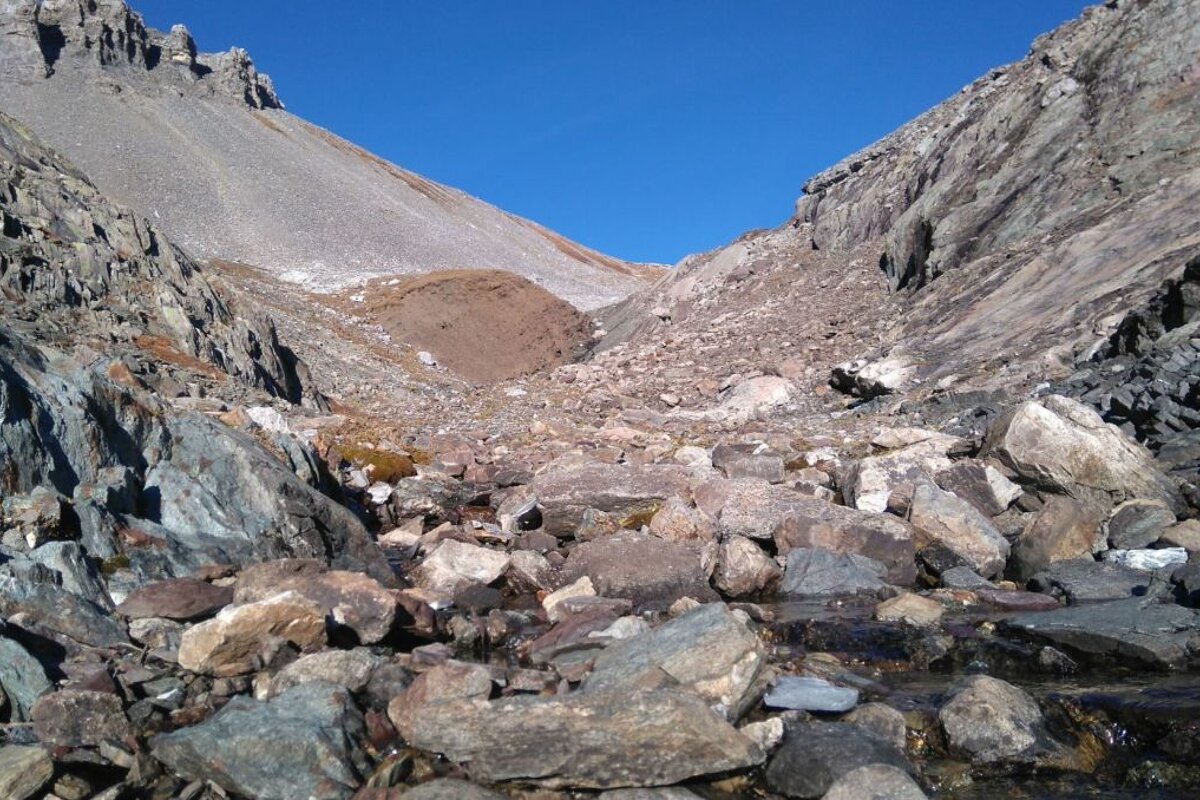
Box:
137 1 1090 265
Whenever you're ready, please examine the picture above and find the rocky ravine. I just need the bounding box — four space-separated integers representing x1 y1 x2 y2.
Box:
2 1 1200 800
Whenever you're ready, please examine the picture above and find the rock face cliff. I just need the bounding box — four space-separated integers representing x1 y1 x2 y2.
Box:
599 0 1200 473
0 0 652 309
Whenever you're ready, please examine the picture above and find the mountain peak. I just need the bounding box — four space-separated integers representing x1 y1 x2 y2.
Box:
0 0 281 108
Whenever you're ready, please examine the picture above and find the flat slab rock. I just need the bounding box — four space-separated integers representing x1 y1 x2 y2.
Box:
562 531 718 613
152 681 368 800
405 688 765 789
763 675 859 713
115 577 233 621
1002 597 1200 669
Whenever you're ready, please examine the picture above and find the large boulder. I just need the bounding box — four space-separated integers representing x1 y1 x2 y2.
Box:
1010 497 1106 582
31 689 130 748
152 682 368 800
984 395 1184 513
562 531 718 612
531 454 691 537
582 603 769 720
698 478 915 584
908 482 1010 578
404 688 765 789
408 540 511 596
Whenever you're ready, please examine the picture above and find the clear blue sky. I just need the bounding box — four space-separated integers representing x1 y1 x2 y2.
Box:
137 1 1090 265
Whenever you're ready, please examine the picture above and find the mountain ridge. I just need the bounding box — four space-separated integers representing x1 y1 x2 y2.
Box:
0 0 653 309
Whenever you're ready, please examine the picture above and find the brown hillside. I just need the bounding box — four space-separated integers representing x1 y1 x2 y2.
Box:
357 270 593 383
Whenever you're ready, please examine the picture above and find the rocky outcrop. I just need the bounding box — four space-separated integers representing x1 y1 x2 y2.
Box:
0 110 318 407
0 0 281 107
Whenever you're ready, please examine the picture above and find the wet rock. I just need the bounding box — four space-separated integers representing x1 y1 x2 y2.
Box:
116 577 233 621
583 603 768 720
0 635 52 720
875 592 944 626
0 745 54 800
765 721 911 798
714 535 781 597
32 689 130 747
648 498 717 544
261 649 383 699
531 454 690 537
235 569 399 644
939 675 1047 764
152 682 368 800
409 540 510 596
1105 500 1177 550
1011 496 1107 582
824 764 928 800
388 661 494 741
562 531 718 612
404 688 764 789
984 395 1184 513
846 703 909 751
935 460 1023 517
1028 558 1152 603
1003 597 1200 669
1103 547 1188 572
781 547 889 596
177 591 327 676
908 481 1010 578
402 778 504 799
763 675 858 713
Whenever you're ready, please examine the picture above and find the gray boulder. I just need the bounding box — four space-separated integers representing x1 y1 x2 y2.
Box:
582 602 768 721
939 675 1048 764
151 682 368 800
823 765 928 800
781 548 889 597
908 481 1010 578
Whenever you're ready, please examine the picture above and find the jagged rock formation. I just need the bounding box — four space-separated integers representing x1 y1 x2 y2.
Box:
0 0 654 308
0 110 316 407
0 108 388 606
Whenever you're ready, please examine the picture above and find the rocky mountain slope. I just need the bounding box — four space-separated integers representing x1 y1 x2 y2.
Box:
0 0 653 309
2 1 1200 800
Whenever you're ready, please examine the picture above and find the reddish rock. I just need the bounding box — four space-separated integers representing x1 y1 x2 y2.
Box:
116 577 233 621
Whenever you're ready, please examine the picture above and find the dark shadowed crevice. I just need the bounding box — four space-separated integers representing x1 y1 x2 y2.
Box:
36 23 66 74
